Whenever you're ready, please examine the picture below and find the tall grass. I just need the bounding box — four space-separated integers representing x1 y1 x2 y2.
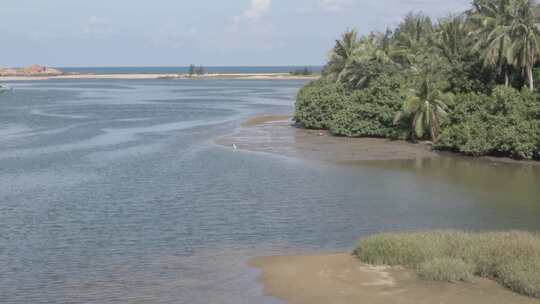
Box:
354 231 540 298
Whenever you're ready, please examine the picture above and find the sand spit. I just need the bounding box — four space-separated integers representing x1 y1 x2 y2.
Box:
0 73 319 82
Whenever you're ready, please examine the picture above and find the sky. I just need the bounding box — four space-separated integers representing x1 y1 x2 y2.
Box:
0 0 471 67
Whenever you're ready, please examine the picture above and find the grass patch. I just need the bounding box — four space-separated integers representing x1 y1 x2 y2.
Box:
418 258 475 282
353 231 540 298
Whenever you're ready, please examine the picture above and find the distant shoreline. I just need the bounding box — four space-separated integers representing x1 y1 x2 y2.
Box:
0 73 320 81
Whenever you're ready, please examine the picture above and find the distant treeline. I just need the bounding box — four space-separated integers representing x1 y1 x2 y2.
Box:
187 65 206 76
289 67 313 76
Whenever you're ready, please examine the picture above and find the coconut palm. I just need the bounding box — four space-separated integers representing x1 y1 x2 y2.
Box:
369 29 409 65
470 0 514 86
324 30 361 82
394 76 449 141
435 14 471 63
339 32 403 88
508 0 540 91
394 13 434 64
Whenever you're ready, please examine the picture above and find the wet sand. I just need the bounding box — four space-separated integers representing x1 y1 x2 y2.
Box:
218 115 540 166
250 253 540 304
217 116 437 162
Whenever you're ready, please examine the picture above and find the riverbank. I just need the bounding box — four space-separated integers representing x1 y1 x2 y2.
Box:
0 73 319 82
217 116 437 162
218 115 540 166
228 117 540 302
250 253 540 304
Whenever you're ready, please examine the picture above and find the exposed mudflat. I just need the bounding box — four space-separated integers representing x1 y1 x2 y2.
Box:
217 116 437 162
250 253 540 304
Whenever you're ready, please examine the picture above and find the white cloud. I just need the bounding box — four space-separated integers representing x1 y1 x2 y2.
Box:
230 0 272 32
244 0 271 20
319 0 351 12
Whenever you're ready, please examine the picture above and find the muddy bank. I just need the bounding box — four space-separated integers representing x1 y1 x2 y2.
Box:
250 253 540 304
216 116 437 162
218 116 540 166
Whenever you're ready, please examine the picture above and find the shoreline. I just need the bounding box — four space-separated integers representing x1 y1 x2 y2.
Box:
0 73 319 82
250 253 540 304
217 115 437 163
217 115 540 166
232 116 540 303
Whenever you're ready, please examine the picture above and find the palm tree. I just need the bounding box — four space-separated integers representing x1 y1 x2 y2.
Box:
508 0 540 91
435 14 471 63
470 0 514 86
324 30 360 82
394 76 449 141
394 12 434 65
339 32 403 88
369 29 409 65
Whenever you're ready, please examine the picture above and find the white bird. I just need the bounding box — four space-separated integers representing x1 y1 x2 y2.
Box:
233 144 237 151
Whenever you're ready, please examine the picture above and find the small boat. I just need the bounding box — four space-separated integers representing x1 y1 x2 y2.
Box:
0 84 12 93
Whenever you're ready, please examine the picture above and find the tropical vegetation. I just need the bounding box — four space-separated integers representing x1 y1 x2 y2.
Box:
294 0 540 160
354 230 540 298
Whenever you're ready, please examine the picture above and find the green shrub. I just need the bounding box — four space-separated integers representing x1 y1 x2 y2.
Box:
294 75 407 138
446 52 497 95
354 230 540 298
436 86 540 160
499 257 540 298
294 79 351 129
418 258 475 282
328 74 407 138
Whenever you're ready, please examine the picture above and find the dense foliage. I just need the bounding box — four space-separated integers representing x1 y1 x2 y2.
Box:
294 80 351 129
328 74 408 138
436 86 540 159
294 0 540 160
354 231 540 298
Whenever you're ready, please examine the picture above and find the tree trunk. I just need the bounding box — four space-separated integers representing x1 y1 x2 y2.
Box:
527 64 534 92
505 71 509 87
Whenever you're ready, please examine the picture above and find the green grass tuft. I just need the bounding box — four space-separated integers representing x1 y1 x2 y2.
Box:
418 258 475 282
354 230 540 298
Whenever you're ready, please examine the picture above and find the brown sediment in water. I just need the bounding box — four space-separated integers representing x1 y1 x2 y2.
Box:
250 253 540 304
218 115 540 166
240 115 292 127
217 116 437 162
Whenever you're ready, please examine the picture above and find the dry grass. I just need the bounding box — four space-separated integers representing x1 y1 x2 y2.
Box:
354 231 540 298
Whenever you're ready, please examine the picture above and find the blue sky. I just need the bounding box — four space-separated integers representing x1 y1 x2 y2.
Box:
1 0 471 67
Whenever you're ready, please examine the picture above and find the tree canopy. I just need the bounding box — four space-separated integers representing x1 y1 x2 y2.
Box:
298 0 540 160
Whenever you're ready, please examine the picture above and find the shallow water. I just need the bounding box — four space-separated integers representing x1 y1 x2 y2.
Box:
0 79 539 304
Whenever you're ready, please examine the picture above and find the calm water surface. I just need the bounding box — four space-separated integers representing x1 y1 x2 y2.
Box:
0 79 539 304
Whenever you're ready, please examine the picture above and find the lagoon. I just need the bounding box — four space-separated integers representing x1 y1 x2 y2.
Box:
0 79 539 304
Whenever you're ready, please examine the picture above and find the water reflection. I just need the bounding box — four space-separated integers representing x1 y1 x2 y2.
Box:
358 155 540 228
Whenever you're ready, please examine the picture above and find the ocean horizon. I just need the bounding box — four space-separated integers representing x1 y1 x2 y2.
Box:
57 66 324 75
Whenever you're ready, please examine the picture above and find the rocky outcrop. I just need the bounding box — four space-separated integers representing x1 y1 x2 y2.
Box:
0 65 63 76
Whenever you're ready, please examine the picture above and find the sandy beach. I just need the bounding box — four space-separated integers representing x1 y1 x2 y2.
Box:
0 73 319 82
217 115 437 162
250 253 540 304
